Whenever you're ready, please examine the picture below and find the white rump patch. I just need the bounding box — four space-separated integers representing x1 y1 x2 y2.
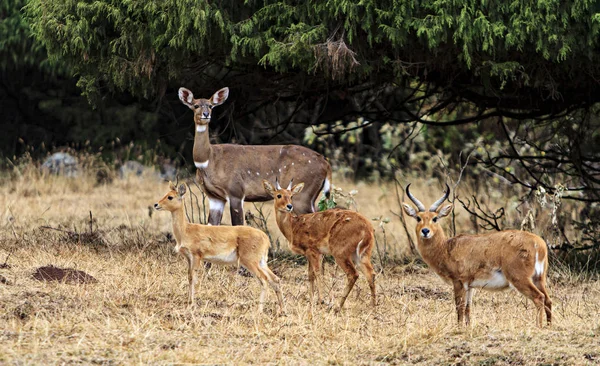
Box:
534 252 544 276
196 125 207 133
469 270 509 290
208 197 225 213
194 160 209 169
323 178 331 193
204 249 238 265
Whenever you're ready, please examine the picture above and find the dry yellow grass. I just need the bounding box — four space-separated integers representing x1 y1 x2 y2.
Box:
1 168 599 365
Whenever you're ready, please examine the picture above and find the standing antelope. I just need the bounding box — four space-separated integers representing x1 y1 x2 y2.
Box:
263 178 376 311
178 87 332 226
154 182 284 314
402 184 552 327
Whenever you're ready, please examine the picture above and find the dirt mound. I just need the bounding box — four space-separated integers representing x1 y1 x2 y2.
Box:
32 265 98 284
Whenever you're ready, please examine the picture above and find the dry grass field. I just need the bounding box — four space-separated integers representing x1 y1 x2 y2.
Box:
1 167 599 365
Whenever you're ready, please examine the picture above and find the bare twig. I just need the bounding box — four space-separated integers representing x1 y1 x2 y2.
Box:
392 175 417 256
457 196 505 231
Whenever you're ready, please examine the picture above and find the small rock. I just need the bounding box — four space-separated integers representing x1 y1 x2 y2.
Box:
41 152 79 176
159 162 177 181
119 160 145 179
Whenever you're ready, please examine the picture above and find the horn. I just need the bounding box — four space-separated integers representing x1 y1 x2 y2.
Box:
406 184 426 212
275 177 282 190
429 183 450 212
287 178 294 190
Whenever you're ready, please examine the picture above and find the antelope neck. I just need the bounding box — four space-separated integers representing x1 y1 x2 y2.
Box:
193 127 212 163
170 206 188 245
275 211 296 242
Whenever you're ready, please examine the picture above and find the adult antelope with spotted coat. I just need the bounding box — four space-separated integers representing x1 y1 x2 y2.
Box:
178 87 332 226
402 183 552 327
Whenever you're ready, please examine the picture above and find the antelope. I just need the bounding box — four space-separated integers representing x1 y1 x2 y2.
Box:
154 182 285 314
178 87 332 226
402 184 552 327
263 178 376 311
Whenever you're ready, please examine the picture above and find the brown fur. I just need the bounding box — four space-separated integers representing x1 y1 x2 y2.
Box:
263 179 376 311
402 185 552 327
154 182 284 314
179 87 332 226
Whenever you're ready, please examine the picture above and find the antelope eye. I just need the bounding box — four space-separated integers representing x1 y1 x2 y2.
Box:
168 196 173 200
208 105 213 109
276 194 282 199
432 217 438 223
416 216 422 222
193 104 199 109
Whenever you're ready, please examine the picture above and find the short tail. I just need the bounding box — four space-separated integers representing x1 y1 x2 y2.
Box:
322 170 332 199
356 237 369 259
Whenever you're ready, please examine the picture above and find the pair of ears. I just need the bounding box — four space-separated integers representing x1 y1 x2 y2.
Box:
169 182 187 197
262 180 304 197
402 203 454 220
178 87 229 110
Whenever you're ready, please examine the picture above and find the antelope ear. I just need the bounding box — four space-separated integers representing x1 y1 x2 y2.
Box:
168 181 177 191
291 183 304 195
263 180 275 197
438 204 453 218
211 87 229 106
178 183 187 197
178 87 195 109
402 203 418 219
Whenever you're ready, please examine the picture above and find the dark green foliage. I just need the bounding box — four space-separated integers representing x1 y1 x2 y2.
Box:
0 0 185 160
0 0 50 72
23 0 600 116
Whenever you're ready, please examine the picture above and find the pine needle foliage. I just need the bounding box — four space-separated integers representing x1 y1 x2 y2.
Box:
22 0 600 114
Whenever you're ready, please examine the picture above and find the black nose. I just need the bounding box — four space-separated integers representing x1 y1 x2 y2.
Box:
421 228 430 236
202 111 210 118
286 204 293 210
154 203 158 208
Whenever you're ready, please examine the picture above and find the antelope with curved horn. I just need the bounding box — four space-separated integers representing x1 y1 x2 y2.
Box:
178 87 332 226
402 184 552 327
263 178 376 311
154 182 284 314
